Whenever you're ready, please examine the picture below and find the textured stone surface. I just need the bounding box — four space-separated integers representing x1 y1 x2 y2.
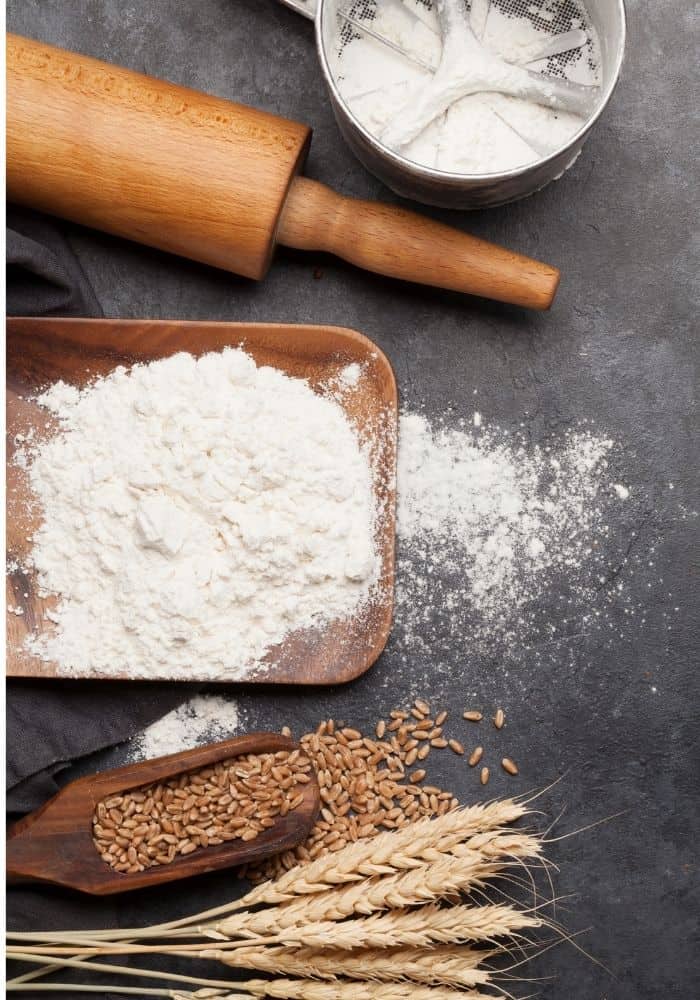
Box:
7 1 699 996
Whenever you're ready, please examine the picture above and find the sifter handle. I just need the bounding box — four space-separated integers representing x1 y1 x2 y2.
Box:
278 176 560 310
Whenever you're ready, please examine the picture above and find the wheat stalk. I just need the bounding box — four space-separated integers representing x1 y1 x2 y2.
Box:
220 944 495 988
214 832 540 939
240 800 528 909
240 979 500 999
6 796 548 1000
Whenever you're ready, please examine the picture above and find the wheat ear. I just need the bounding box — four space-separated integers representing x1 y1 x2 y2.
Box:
215 854 498 936
240 978 501 1000
211 903 540 952
214 833 540 938
221 944 495 988
241 800 528 908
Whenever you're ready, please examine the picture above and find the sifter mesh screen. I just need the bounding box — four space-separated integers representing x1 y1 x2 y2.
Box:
327 0 600 87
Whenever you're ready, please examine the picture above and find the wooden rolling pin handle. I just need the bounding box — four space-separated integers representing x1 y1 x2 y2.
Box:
279 177 560 310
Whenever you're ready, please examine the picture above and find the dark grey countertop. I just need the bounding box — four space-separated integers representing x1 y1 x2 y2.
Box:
7 1 699 997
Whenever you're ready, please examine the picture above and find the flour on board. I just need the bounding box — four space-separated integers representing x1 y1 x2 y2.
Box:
22 349 379 679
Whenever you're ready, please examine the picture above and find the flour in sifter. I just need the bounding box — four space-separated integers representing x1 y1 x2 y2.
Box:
332 0 599 175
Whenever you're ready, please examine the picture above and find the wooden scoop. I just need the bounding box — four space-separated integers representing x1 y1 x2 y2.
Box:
6 732 319 895
6 33 559 310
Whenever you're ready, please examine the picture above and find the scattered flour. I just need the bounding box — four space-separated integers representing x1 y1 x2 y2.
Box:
126 695 240 761
332 0 599 174
12 347 637 685
22 349 378 679
338 362 363 388
395 410 630 653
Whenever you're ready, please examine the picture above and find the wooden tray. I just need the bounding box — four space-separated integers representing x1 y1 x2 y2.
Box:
6 318 397 685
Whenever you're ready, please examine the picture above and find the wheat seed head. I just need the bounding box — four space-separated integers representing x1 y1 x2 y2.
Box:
221 943 495 988
240 978 502 999
241 800 528 908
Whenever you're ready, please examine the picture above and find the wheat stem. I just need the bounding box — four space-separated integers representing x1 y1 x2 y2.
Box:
6 802 530 951
8 901 540 959
6 952 243 991
6 985 177 997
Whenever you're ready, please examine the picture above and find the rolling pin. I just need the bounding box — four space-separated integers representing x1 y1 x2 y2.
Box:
7 33 560 310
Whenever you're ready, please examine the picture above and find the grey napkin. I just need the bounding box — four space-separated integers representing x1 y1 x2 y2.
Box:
7 204 103 317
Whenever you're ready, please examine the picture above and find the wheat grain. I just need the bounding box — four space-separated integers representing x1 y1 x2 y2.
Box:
92 750 311 872
243 715 463 885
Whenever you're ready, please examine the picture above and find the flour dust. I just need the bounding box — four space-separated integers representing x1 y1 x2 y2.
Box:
394 409 632 658
126 695 241 762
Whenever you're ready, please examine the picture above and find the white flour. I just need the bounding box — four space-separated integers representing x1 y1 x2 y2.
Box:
24 349 378 679
126 695 241 761
129 408 643 754
395 410 629 652
332 0 598 174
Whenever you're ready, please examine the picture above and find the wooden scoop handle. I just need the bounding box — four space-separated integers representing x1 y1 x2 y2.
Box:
279 177 560 311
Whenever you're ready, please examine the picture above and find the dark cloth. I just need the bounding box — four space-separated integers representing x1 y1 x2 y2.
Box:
7 204 102 317
6 681 195 814
6 206 190 815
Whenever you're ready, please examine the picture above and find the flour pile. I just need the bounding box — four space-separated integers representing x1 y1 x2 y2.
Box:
126 695 241 761
395 410 629 653
332 0 599 175
24 349 378 679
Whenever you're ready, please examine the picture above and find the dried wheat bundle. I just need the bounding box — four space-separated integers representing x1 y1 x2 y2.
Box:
6 795 549 1000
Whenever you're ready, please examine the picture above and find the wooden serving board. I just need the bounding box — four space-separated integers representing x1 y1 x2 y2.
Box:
6 318 397 685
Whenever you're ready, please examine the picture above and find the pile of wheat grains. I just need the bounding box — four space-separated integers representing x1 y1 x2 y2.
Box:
243 700 516 884
92 748 312 873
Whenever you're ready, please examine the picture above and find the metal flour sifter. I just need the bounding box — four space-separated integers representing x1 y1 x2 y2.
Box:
280 0 626 207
